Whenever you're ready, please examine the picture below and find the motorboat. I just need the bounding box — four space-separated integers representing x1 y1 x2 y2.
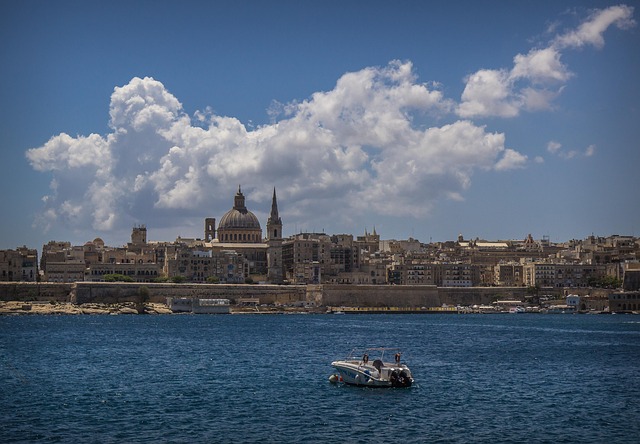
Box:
166 297 231 314
330 348 414 388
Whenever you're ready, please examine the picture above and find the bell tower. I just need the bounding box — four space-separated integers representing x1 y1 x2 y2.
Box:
267 187 284 283
204 218 216 241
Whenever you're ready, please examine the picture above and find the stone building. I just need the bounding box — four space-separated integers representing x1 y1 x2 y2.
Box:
280 230 380 284
623 268 640 291
44 261 85 283
387 259 479 287
356 228 381 255
440 263 480 287
130 225 147 245
41 241 72 272
574 235 639 264
282 233 331 284
609 291 640 313
86 261 161 282
41 240 86 282
164 247 246 283
41 230 161 283
523 262 606 288
0 247 38 282
388 261 437 285
494 262 524 286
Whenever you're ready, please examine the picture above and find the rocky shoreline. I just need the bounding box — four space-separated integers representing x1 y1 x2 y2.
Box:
0 301 174 315
0 301 323 315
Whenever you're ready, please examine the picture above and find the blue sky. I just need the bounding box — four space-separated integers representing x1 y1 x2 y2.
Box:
1 0 638 250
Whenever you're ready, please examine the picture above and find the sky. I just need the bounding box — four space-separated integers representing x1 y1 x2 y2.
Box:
1 0 638 251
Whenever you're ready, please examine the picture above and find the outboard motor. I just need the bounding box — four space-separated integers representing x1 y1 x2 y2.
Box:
398 370 412 387
390 369 412 387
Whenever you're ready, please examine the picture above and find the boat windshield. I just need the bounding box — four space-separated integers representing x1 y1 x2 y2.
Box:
344 347 405 363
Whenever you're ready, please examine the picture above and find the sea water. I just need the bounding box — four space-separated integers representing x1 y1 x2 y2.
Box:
1 313 639 443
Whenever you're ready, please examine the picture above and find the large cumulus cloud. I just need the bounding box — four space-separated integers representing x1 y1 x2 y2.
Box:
26 61 521 235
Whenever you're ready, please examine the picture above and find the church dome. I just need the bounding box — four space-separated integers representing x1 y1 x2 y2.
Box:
216 186 263 243
218 208 261 230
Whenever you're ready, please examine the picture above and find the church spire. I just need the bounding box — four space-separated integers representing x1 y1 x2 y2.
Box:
268 187 281 225
267 187 282 240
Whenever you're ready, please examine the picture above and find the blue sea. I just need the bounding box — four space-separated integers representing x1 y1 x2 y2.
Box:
1 313 639 443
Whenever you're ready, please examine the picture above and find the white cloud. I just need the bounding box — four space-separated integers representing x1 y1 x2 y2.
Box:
511 47 571 83
26 62 525 236
585 144 596 157
27 133 111 172
458 69 519 118
547 140 562 154
518 87 563 112
458 5 635 118
553 5 635 50
547 140 596 160
495 149 528 171
109 76 183 130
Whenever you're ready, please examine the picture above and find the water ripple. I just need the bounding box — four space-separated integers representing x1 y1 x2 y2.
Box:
1 314 639 443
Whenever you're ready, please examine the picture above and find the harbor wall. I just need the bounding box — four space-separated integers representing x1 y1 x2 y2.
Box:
0 282 72 302
70 282 307 305
1 282 569 307
320 284 440 307
438 287 529 306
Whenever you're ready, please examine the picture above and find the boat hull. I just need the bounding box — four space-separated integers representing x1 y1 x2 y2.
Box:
331 360 413 388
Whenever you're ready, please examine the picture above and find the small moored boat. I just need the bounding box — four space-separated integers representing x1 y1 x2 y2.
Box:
330 348 414 388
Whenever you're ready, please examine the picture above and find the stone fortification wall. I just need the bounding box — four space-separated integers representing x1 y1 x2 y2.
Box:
71 282 307 305
438 287 531 306
0 282 72 302
320 284 440 307
0 281 574 307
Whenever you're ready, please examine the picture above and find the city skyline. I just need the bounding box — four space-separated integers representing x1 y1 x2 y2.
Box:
1 1 638 250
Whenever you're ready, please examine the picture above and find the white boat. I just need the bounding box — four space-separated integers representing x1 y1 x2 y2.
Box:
330 348 414 388
192 298 231 314
166 297 230 314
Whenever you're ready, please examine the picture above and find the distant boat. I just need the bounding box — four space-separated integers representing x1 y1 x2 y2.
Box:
167 297 230 314
544 305 576 314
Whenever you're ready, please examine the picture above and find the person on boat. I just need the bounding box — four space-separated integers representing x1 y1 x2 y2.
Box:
395 353 401 365
362 353 369 364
